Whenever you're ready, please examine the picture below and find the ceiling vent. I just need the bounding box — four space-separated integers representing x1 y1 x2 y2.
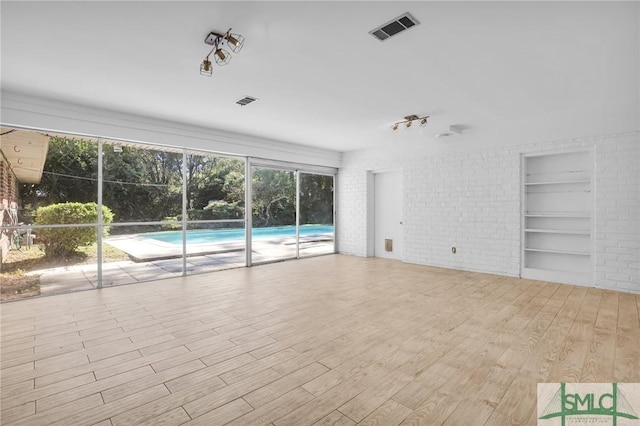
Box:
235 96 258 106
369 13 419 41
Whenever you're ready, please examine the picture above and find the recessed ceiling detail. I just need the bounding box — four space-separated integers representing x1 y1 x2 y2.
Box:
435 125 465 138
369 13 419 41
235 96 258 106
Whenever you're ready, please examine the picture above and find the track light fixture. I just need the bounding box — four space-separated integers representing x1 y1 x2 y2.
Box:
200 28 245 77
391 114 430 131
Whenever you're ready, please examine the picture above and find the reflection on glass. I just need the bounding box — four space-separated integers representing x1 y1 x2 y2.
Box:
299 173 335 257
251 168 297 263
103 142 183 224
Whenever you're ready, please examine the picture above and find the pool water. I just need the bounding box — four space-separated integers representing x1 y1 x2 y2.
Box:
141 224 334 245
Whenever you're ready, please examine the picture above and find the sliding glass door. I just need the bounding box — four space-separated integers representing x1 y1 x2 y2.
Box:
299 173 335 257
249 164 335 265
250 167 297 264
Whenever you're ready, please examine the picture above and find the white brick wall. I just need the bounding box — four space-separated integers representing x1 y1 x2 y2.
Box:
336 169 369 256
338 131 640 293
403 151 521 276
594 134 640 293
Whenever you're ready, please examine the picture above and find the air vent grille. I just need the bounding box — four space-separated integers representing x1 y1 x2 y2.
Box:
235 96 258 106
369 13 419 41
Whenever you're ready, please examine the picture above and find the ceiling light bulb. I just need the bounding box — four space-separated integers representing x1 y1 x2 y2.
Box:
226 33 245 54
406 121 412 129
420 118 428 126
392 123 399 131
200 59 213 76
214 48 231 65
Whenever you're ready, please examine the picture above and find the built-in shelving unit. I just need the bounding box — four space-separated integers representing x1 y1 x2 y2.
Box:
522 151 593 286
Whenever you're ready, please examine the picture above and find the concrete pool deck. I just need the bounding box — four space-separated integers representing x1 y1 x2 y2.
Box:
31 238 334 296
104 232 334 262
104 234 245 262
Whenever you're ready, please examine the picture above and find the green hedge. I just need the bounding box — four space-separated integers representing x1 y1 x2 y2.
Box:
34 202 114 257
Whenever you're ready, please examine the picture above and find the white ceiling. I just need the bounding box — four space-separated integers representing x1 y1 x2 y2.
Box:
1 1 638 153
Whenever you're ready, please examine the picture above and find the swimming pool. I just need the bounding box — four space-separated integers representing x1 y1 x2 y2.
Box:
141 224 334 245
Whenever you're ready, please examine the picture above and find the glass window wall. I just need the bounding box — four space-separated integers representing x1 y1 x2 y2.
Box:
1 128 336 299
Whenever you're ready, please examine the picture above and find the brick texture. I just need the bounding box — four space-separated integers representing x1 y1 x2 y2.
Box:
1 153 21 261
338 131 640 294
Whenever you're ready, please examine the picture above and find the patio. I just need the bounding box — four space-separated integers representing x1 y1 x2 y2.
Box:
29 238 334 296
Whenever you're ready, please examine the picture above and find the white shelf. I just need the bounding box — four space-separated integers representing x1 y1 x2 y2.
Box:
522 150 593 286
525 213 590 218
525 180 590 186
524 248 590 256
524 228 590 235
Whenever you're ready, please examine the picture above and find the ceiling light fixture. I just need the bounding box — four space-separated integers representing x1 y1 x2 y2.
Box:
200 59 212 76
391 114 430 131
200 28 244 77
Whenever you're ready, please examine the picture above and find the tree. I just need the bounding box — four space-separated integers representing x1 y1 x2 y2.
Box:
20 137 98 218
299 174 334 225
102 145 182 222
251 169 296 227
20 136 334 232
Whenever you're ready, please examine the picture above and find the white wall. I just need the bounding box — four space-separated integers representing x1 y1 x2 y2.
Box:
0 91 342 169
338 131 640 294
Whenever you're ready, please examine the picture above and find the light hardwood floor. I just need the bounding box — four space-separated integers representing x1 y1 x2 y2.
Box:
1 255 639 425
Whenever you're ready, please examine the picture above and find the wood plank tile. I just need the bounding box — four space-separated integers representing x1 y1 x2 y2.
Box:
36 350 141 387
337 369 412 422
273 378 367 426
358 399 412 426
399 390 461 425
391 364 458 410
0 401 35 424
38 366 153 411
182 368 282 420
1 379 34 400
490 372 536 424
1 255 637 426
184 398 253 425
313 410 355 425
243 362 329 408
227 387 314 426
135 406 191 426
102 359 205 404
164 353 255 394
46 384 169 426
219 347 299 385
442 398 495 426
2 372 95 412
9 393 104 426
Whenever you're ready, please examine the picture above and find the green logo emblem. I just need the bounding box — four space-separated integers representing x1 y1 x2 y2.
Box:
539 383 639 426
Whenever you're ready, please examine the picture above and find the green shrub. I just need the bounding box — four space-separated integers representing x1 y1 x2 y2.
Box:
34 202 114 257
202 200 244 220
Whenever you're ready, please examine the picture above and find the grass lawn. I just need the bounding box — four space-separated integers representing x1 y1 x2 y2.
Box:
1 243 129 301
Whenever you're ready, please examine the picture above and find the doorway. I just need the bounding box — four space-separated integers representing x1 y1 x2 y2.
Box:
374 170 403 260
